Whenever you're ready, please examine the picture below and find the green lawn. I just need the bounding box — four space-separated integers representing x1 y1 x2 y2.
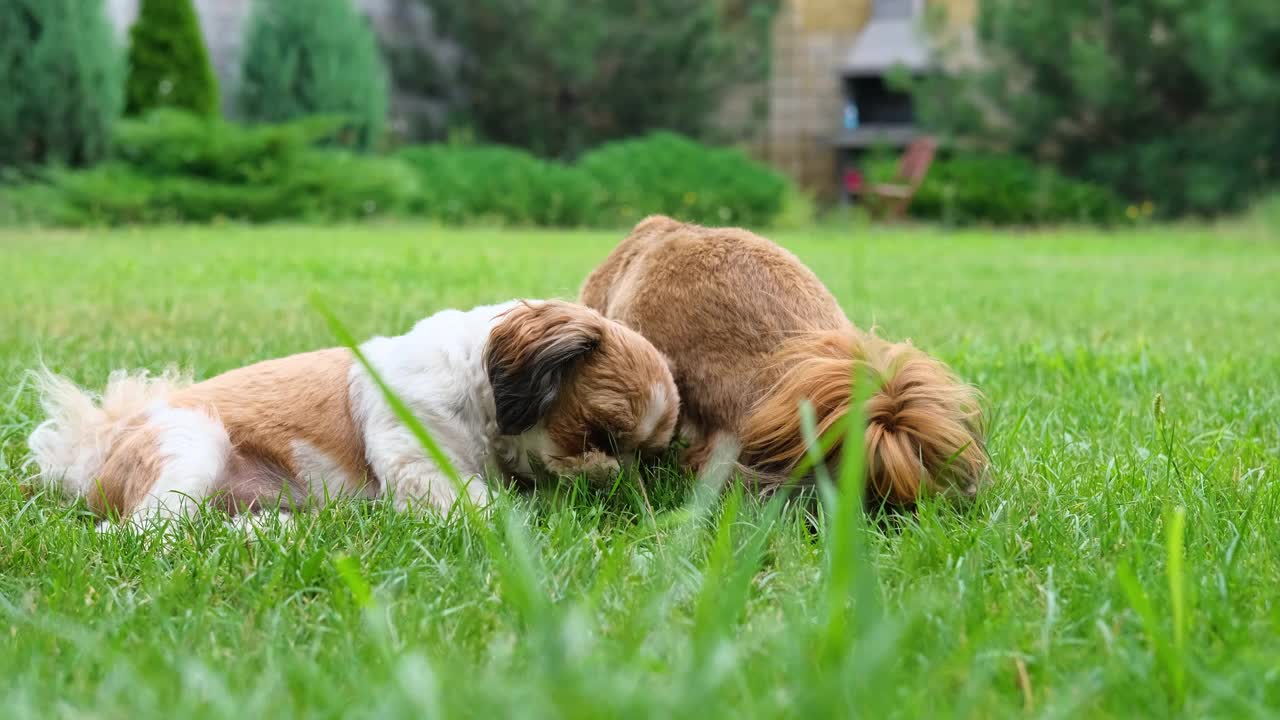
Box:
1 223 1278 718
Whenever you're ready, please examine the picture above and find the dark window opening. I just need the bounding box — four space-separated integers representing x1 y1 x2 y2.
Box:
845 76 916 125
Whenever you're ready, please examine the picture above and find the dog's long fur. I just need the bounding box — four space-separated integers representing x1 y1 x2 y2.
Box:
27 300 678 525
580 216 986 506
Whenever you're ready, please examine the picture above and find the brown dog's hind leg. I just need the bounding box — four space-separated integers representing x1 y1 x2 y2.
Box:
681 429 741 481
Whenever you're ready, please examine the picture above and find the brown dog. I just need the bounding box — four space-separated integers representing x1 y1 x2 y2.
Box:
580 216 986 506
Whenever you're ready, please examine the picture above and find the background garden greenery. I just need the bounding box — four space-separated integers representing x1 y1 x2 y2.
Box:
4 0 1275 226
0 112 790 227
420 0 782 158
912 0 1280 217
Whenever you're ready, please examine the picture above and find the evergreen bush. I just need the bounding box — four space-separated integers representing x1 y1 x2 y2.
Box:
0 0 124 167
237 0 389 149
124 0 220 116
8 111 416 225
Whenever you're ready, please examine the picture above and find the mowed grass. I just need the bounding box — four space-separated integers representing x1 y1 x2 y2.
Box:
1 223 1278 718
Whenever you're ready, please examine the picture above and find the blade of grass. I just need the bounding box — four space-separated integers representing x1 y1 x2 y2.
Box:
691 490 784 639
1116 558 1180 707
790 413 850 481
822 359 878 653
334 553 374 610
797 399 833 489
1165 505 1188 705
315 292 562 682
312 296 558 661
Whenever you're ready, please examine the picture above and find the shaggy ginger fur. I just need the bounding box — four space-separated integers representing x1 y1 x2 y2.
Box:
580 216 987 506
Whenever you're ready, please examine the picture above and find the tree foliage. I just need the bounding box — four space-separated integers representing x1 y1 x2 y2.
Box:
125 0 219 117
237 0 389 149
913 0 1280 216
0 0 123 168
423 0 781 158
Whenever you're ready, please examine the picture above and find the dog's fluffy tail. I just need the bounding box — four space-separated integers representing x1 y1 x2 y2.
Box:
26 368 190 498
737 329 987 506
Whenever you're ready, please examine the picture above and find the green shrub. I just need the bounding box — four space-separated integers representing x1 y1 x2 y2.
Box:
398 145 595 226
3 112 792 228
579 133 789 227
10 112 418 226
48 157 416 226
0 0 124 167
125 0 219 117
0 177 85 227
49 164 305 225
237 0 388 149
273 151 419 220
112 110 344 181
863 152 1125 226
49 165 168 225
398 134 792 228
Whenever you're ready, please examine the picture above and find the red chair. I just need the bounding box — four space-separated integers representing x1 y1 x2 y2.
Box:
857 137 937 221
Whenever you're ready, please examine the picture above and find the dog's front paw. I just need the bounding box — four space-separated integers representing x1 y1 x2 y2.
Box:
393 474 492 516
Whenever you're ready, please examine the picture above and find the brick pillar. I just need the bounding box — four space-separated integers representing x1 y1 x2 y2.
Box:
765 0 868 199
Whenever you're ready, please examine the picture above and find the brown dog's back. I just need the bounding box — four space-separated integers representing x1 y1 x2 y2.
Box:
581 215 987 505
581 216 848 441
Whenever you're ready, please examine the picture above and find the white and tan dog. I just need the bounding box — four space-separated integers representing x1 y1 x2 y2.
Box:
27 300 678 526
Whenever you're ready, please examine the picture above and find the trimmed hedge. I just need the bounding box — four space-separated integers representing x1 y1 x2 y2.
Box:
1 113 794 228
398 145 595 227
112 110 339 180
578 133 789 228
399 133 791 228
0 179 83 226
1 112 416 225
49 156 416 225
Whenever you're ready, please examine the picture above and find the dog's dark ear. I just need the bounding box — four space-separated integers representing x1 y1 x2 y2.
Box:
485 301 605 435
